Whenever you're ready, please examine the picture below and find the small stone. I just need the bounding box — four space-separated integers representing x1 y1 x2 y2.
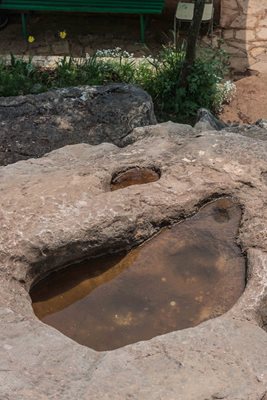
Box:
255 119 267 129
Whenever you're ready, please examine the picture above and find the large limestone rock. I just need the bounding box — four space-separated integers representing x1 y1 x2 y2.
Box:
0 84 156 166
0 121 267 399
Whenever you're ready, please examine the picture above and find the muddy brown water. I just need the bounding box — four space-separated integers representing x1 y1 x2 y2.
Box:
110 167 160 191
31 198 246 351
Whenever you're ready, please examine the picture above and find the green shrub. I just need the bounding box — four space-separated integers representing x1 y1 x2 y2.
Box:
0 46 231 123
0 55 48 96
135 45 230 123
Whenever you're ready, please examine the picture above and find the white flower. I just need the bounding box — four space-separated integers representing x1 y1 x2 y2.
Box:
213 80 236 112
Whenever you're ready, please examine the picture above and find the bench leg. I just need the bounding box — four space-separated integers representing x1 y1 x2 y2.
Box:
21 13 27 39
140 15 145 43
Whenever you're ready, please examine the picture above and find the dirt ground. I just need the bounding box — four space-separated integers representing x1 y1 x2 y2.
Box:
0 0 221 57
220 74 267 124
0 1 176 57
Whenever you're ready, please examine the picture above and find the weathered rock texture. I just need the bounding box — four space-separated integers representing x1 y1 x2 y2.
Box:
220 0 267 72
0 122 267 399
0 84 156 166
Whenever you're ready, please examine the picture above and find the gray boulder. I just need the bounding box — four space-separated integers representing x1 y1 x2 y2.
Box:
0 84 156 166
195 108 228 131
195 108 267 141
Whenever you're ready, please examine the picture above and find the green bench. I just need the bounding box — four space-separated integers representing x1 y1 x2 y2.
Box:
0 0 165 42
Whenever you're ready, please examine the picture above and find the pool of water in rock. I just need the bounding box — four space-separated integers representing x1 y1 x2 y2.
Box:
110 167 160 191
31 198 246 351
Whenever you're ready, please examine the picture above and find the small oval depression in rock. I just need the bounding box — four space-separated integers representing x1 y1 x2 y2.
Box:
110 167 160 191
30 198 246 351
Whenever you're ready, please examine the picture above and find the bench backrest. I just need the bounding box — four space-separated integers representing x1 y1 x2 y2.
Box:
0 0 165 14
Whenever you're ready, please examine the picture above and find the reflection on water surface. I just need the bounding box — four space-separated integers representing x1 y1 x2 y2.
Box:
110 167 160 190
31 198 245 351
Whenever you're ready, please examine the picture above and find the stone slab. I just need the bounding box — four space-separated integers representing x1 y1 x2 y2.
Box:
0 122 266 399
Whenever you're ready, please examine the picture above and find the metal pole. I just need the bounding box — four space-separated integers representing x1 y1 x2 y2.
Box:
140 14 145 43
21 13 27 39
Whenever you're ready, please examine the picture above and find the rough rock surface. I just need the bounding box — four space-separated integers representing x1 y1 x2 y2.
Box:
195 108 267 141
0 121 267 399
0 84 156 166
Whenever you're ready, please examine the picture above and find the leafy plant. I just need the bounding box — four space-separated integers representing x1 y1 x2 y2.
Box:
0 55 48 96
135 45 230 123
0 46 231 123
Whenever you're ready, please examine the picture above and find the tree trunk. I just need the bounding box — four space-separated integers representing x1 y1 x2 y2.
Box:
178 0 206 88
